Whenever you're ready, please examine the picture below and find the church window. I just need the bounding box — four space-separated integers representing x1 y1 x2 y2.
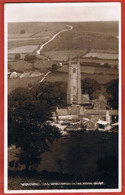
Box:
73 86 75 90
73 68 76 73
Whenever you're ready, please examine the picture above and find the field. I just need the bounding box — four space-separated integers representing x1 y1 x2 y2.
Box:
43 49 88 61
41 22 118 52
8 21 119 93
8 22 118 51
58 65 118 75
8 33 34 38
8 22 67 49
8 39 48 50
8 60 32 72
8 45 39 54
44 71 118 84
8 59 59 72
83 52 118 60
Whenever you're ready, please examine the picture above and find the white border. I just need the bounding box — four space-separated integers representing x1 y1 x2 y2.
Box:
4 2 122 193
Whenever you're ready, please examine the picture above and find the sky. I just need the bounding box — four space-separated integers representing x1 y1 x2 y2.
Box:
5 3 121 23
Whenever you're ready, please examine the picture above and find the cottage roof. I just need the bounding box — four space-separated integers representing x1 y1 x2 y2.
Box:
97 120 109 125
85 109 118 115
56 108 69 116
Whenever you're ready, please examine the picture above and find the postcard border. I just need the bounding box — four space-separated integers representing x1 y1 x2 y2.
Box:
0 0 125 195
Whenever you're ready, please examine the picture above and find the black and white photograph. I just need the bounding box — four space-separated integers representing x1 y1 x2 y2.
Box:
4 2 121 193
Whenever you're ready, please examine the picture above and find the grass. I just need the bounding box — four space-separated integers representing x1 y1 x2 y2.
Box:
8 60 32 72
43 49 88 61
8 77 42 94
8 59 59 72
8 22 66 49
7 21 119 93
8 33 34 38
8 45 39 54
8 22 118 52
8 22 118 36
8 39 46 49
42 29 118 52
84 52 118 60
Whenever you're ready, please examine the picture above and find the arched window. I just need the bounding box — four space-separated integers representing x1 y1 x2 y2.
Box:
73 86 75 90
73 68 76 73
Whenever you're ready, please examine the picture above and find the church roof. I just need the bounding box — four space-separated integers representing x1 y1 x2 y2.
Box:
85 109 118 115
56 108 69 116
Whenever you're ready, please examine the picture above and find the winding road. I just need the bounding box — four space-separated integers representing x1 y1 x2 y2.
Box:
36 25 73 83
37 25 73 55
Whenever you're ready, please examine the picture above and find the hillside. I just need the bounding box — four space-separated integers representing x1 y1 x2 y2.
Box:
8 21 118 34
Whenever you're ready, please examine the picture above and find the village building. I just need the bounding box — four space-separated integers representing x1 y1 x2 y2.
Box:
53 56 118 130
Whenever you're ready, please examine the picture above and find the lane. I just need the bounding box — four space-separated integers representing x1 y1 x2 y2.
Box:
37 25 73 83
37 25 73 54
39 71 51 83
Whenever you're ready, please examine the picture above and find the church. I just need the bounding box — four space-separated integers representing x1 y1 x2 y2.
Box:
53 56 118 126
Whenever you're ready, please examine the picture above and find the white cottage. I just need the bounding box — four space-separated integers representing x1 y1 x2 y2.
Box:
96 119 111 131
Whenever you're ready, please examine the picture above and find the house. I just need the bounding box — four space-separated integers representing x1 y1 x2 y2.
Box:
82 118 96 130
9 72 18 79
96 119 111 131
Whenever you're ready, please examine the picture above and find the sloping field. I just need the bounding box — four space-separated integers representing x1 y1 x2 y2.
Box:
8 45 39 54
43 29 118 52
8 37 49 42
84 52 118 60
80 58 118 66
43 49 87 61
58 65 118 75
8 22 118 52
8 59 60 72
34 60 60 71
8 33 34 38
8 22 118 35
8 39 48 49
8 22 66 36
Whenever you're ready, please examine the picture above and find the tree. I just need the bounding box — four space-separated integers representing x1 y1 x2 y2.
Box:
31 81 67 110
106 79 119 109
81 78 101 99
20 29 25 34
15 54 21 61
24 54 38 70
8 87 61 174
49 64 58 72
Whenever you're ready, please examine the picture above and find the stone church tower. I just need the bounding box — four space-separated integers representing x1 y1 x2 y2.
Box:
67 56 82 105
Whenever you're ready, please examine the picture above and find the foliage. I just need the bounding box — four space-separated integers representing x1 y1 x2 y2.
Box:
24 54 38 70
20 29 25 34
8 87 61 173
15 54 21 61
81 77 101 99
106 79 119 109
49 64 58 72
31 81 67 110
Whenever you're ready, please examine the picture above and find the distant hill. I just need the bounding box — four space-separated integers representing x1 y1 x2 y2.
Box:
8 21 118 35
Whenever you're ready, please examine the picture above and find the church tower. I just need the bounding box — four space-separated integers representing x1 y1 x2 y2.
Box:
67 56 82 105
